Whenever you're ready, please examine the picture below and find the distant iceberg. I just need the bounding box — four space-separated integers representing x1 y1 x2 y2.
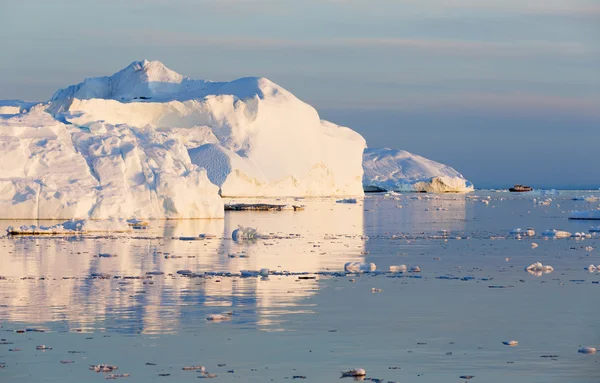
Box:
362 148 474 193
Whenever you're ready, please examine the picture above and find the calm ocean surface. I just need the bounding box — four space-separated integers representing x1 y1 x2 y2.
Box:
1 191 599 382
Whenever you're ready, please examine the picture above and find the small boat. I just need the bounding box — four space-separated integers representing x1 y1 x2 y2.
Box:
509 184 533 192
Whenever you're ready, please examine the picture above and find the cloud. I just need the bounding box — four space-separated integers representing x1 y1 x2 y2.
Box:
321 0 600 17
80 29 597 59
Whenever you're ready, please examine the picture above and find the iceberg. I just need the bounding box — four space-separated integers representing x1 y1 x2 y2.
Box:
0 59 369 218
0 109 223 219
362 148 473 193
50 60 366 198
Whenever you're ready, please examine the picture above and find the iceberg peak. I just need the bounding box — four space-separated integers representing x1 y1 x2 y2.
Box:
49 59 289 104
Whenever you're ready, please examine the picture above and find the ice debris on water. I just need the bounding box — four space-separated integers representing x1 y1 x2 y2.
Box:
526 262 554 275
571 232 592 239
389 265 407 273
409 266 421 273
90 364 118 373
232 225 260 241
183 366 206 372
585 265 598 272
503 340 518 346
510 228 534 236
206 313 233 321
340 368 366 378
531 243 539 249
542 229 571 238
578 347 597 354
344 262 376 273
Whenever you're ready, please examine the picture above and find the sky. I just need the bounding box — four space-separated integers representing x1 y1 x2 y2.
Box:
1 0 598 189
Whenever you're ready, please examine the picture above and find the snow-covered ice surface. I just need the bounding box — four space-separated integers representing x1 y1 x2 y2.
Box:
0 191 598 380
363 148 474 193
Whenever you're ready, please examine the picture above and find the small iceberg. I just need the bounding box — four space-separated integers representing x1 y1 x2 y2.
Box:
344 262 376 273
502 340 518 346
340 368 366 378
232 225 260 241
389 265 407 273
542 229 571 238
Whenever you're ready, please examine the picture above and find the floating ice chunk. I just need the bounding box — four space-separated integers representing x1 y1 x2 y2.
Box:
526 262 554 274
182 366 206 372
502 340 518 346
6 219 132 235
389 265 407 273
585 265 597 272
344 262 376 273
206 313 232 321
578 347 597 354
409 266 421 273
90 364 118 373
569 210 600 220
510 228 522 235
371 288 382 293
340 368 366 377
531 243 539 249
542 229 571 238
259 268 270 277
232 225 260 241
336 198 357 204
572 232 592 239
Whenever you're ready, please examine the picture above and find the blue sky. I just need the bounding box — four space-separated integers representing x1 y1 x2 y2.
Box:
1 0 598 188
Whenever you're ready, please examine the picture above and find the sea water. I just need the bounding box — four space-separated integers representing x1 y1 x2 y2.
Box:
0 191 598 382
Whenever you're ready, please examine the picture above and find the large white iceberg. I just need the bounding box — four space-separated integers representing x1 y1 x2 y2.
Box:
362 148 474 193
50 60 366 198
0 59 370 219
0 109 223 219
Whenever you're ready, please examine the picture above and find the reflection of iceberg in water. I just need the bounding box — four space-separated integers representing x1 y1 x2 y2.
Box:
0 199 364 333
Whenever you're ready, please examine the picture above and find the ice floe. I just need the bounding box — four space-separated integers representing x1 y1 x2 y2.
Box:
542 229 571 238
6 219 132 235
344 262 376 273
525 262 554 275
